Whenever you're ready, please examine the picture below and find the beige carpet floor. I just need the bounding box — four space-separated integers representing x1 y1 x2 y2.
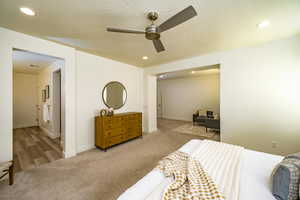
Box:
0 119 220 200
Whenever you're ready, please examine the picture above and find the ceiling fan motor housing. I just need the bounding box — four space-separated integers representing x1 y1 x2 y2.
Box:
145 25 160 40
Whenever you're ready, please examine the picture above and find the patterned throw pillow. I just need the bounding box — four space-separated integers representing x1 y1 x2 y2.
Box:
271 158 300 200
285 152 300 160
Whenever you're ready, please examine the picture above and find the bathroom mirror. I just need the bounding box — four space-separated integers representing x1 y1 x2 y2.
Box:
102 81 127 110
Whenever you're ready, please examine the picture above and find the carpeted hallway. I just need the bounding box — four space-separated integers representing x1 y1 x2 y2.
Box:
0 119 220 200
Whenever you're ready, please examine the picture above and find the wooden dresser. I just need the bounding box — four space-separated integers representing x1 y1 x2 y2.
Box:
95 112 142 151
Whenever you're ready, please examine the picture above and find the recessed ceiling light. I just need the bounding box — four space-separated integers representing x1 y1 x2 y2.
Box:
142 56 148 60
20 7 35 16
191 71 196 74
257 20 270 29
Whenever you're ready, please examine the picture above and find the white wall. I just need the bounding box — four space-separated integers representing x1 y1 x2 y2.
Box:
145 35 300 155
13 73 38 129
0 27 145 162
75 51 143 153
0 27 76 162
158 74 220 121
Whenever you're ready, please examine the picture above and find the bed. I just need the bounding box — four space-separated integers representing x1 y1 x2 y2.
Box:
118 139 283 200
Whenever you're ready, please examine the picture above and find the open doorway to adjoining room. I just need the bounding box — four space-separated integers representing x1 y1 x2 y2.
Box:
12 48 65 172
156 64 220 141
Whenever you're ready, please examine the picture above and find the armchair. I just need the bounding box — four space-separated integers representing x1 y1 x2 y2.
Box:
193 110 215 126
0 161 14 185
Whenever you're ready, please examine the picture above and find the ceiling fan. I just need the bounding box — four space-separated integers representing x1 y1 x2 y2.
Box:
106 6 197 53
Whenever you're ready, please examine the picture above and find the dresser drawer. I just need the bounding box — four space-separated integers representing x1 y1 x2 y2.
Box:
126 133 135 140
113 117 123 126
106 135 124 147
103 128 124 137
126 131 142 139
103 117 124 129
127 119 141 125
103 117 113 125
127 124 142 131
103 123 113 130
103 123 125 130
128 113 139 119
113 116 122 123
102 117 113 130
103 122 125 130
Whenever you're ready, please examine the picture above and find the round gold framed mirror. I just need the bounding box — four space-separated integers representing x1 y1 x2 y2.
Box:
102 81 127 110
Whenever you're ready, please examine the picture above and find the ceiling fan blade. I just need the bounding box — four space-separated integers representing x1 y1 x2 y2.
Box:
107 27 145 34
153 39 165 53
158 6 197 33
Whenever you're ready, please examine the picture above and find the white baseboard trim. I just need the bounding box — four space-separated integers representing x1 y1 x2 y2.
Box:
161 116 192 122
77 143 95 154
144 129 158 134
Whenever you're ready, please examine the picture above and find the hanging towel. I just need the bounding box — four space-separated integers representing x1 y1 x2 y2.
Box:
43 103 50 123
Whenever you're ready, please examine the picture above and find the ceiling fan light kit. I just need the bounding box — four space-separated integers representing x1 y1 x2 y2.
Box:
107 5 197 53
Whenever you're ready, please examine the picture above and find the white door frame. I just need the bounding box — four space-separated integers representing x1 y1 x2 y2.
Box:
52 68 62 145
0 28 77 162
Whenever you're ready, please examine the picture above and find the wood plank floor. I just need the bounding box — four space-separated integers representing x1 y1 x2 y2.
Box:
13 127 63 173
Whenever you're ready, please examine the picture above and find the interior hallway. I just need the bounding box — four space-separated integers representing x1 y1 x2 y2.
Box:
1 119 219 200
13 127 62 173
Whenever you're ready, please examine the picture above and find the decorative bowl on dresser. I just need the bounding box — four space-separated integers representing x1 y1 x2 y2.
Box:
95 112 142 151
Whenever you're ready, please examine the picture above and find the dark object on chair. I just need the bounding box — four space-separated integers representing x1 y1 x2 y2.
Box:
206 111 214 119
0 161 14 185
193 110 214 126
205 119 220 132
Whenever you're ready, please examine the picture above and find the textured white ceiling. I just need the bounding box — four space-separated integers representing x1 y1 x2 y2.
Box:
13 50 60 74
1 0 300 67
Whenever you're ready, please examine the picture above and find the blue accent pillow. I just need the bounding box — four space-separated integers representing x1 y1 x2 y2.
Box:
271 158 300 200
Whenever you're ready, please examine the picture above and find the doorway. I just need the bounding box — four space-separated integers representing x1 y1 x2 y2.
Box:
156 65 221 141
12 49 64 172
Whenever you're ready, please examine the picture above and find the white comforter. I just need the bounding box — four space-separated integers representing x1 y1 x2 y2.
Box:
118 140 283 200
